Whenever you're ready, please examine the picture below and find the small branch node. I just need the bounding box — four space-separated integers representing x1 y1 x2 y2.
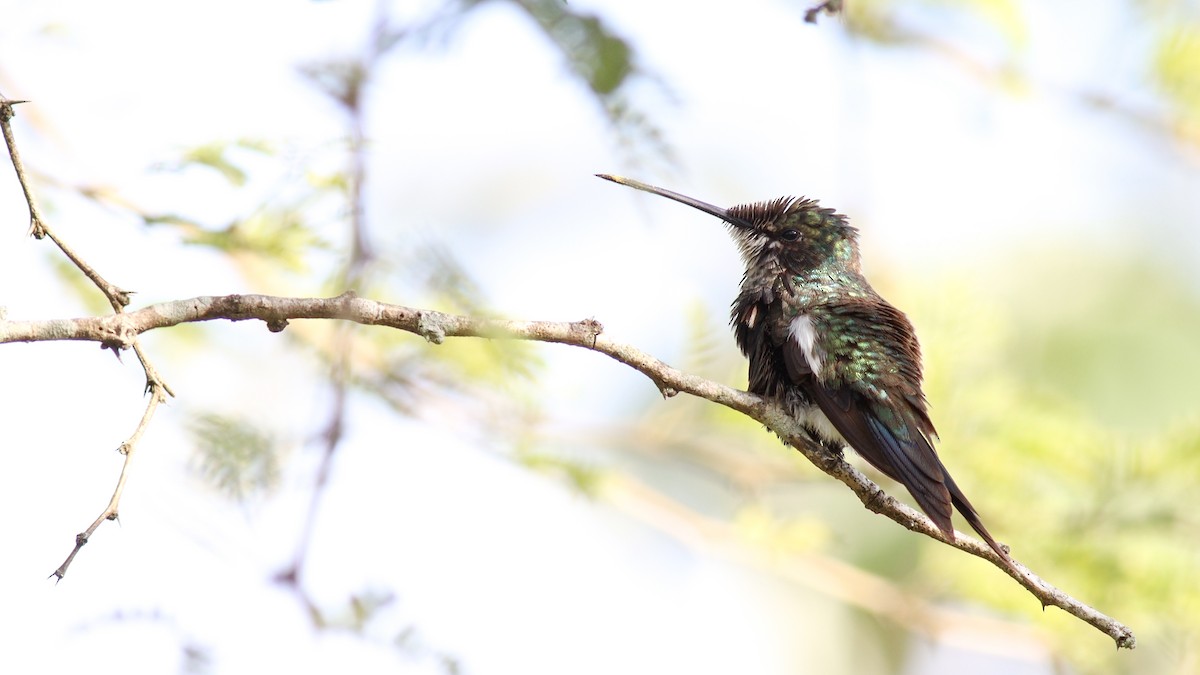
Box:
578 317 603 334
266 318 290 333
101 340 125 359
416 311 446 344
0 97 27 111
140 359 175 398
863 484 888 515
578 318 604 347
804 0 843 24
112 288 134 309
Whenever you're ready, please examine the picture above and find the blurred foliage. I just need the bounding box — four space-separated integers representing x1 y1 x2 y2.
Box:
303 588 463 673
147 140 334 274
735 504 832 555
465 0 674 165
508 0 633 96
841 0 1200 148
28 0 1200 673
130 0 640 423
515 447 604 496
995 254 1200 433
188 412 281 500
183 208 329 272
174 139 275 187
837 0 1027 48
904 259 1200 675
1153 21 1200 142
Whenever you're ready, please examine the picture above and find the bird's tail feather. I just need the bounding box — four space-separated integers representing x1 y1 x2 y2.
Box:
943 471 1020 576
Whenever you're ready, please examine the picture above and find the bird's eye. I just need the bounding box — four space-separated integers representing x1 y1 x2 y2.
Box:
779 228 800 241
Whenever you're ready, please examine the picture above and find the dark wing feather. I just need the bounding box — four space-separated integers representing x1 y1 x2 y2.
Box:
802 379 956 536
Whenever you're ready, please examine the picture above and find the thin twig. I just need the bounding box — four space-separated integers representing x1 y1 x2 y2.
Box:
0 97 132 308
0 293 1137 648
0 96 41 235
51 384 168 580
274 321 354 607
36 228 134 309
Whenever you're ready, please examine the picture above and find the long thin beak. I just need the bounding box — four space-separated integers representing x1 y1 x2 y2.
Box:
596 174 753 229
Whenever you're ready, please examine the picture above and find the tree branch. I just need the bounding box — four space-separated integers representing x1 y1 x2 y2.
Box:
0 292 1136 648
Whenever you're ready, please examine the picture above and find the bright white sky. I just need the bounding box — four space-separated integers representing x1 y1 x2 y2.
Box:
0 0 1193 673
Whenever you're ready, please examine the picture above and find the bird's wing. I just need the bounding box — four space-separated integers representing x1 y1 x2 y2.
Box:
779 295 1014 565
807 380 957 536
781 297 956 536
733 287 793 399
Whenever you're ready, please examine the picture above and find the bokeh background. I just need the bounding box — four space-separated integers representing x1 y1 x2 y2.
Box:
1 1 1198 673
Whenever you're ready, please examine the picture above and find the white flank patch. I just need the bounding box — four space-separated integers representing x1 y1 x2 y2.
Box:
789 314 825 376
799 405 847 446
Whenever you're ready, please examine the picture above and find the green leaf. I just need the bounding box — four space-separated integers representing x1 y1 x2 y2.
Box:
184 209 328 271
188 412 281 500
178 139 276 186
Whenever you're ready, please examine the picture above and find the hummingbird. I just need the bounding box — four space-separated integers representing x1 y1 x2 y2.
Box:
598 173 1014 568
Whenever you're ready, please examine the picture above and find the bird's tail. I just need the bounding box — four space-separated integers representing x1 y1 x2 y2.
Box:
942 470 1021 576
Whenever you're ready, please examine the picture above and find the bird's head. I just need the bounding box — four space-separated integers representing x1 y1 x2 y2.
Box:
597 174 859 277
